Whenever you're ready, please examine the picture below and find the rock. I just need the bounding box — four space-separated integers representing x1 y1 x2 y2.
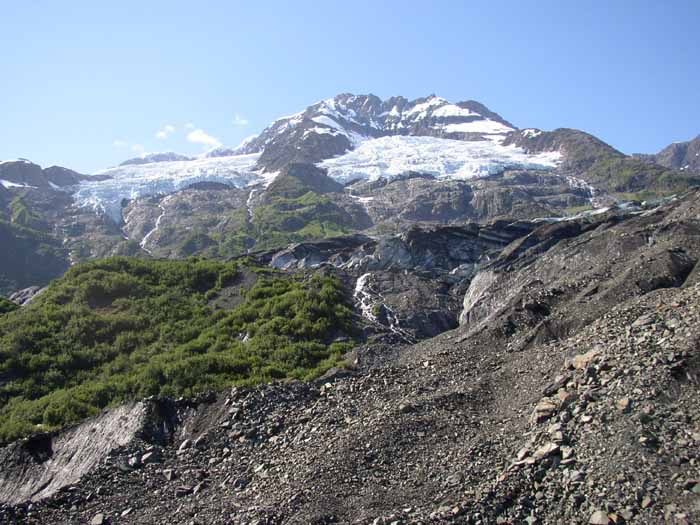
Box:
557 390 577 407
177 439 191 453
446 473 463 485
176 486 193 497
91 513 107 525
398 403 414 414
532 399 558 423
533 442 560 460
616 397 631 413
141 451 160 464
588 510 610 524
163 469 176 481
194 434 207 449
632 314 656 327
641 496 653 509
571 349 601 370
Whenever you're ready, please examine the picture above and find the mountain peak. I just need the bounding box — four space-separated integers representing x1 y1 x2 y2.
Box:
119 152 192 166
239 93 518 171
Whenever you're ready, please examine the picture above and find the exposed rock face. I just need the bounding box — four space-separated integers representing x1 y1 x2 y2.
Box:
0 160 48 188
8 286 46 306
0 160 86 189
0 401 177 504
269 221 534 275
504 127 622 172
119 152 193 166
459 192 700 348
267 221 537 341
636 135 700 172
42 166 85 187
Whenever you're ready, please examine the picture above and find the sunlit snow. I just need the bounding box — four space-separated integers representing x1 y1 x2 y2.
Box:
431 104 477 118
0 179 36 189
319 136 561 184
74 153 262 222
441 119 514 135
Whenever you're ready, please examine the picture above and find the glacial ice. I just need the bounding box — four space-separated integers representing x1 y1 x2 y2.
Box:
73 153 262 222
319 135 561 184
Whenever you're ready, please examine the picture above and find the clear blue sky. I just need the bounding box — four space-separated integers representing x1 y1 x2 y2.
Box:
1 0 698 173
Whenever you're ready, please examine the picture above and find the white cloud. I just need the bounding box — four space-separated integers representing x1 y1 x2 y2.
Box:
187 128 221 148
113 139 128 148
184 122 195 131
155 124 176 140
131 144 145 154
233 114 249 126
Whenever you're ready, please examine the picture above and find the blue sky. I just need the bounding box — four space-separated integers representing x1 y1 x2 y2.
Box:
1 0 698 173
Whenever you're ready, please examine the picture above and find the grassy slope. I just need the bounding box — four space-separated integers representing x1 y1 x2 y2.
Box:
0 257 356 442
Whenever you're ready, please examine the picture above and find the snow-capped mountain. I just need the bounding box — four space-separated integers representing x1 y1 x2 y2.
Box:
71 94 567 222
238 94 522 171
240 94 517 154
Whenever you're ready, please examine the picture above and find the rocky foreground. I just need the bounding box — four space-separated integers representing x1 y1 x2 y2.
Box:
1 191 699 524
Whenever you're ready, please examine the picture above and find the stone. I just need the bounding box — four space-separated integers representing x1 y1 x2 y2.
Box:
446 473 463 485
571 349 601 370
641 496 652 509
176 486 193 497
532 399 558 423
632 314 656 327
557 390 577 407
616 397 631 413
91 514 107 525
141 451 159 464
398 403 414 414
163 469 176 481
533 442 560 460
177 439 191 453
589 510 610 524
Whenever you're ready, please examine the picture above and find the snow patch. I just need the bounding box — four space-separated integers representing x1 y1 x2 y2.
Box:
319 135 561 184
140 195 174 254
0 179 36 189
74 153 262 222
442 119 514 135
522 128 543 139
432 104 477 118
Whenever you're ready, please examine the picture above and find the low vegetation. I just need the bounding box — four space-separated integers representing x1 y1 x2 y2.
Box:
586 156 700 195
0 297 17 315
252 191 356 250
0 257 356 442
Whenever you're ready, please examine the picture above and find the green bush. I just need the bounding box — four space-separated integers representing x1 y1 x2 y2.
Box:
0 256 356 442
0 297 17 315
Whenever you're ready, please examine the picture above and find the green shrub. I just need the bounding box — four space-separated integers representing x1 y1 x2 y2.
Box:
0 257 357 442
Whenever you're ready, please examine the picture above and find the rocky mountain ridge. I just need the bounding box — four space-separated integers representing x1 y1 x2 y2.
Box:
635 135 700 173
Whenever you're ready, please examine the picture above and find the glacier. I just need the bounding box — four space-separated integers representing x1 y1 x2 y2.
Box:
318 135 562 184
73 153 262 222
